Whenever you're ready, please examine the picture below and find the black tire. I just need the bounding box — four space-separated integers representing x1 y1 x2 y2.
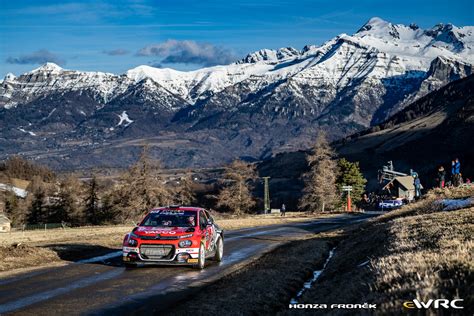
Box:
195 243 206 270
124 262 137 269
213 236 223 262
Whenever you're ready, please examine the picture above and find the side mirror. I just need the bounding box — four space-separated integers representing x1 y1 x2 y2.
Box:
207 219 213 225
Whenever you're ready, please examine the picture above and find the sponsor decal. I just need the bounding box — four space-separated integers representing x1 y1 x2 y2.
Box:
403 299 464 309
176 248 198 252
150 210 185 215
123 247 139 252
187 258 199 263
137 227 177 234
289 303 376 309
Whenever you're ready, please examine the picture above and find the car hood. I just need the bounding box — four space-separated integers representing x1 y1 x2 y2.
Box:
134 226 193 237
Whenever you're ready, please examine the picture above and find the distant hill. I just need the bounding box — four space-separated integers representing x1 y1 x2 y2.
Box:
257 74 474 208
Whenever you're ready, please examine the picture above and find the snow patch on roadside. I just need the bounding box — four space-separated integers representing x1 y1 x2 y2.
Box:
290 247 336 304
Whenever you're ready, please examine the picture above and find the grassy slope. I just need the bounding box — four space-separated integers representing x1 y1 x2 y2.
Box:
296 186 474 315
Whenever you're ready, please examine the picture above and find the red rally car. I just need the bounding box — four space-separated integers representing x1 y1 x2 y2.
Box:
122 206 224 269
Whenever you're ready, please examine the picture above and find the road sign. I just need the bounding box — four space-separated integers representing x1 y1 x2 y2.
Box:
342 185 353 211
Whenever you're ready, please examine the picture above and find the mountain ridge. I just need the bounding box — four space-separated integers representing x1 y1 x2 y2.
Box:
1 17 473 170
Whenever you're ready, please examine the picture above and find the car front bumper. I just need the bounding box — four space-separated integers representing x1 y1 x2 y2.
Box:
123 246 200 265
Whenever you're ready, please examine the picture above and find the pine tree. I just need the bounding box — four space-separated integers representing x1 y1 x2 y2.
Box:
51 175 83 224
299 132 338 212
27 187 46 224
336 158 367 207
216 160 256 215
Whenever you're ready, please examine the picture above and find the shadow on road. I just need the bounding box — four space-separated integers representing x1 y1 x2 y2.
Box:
44 243 119 263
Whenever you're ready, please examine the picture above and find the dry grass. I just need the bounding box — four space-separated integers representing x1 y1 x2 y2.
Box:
372 208 473 313
0 225 133 247
0 243 60 272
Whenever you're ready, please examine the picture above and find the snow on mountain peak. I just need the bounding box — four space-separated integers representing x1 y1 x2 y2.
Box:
4 73 16 81
2 18 473 112
237 47 301 64
357 17 391 33
31 62 63 73
239 49 279 63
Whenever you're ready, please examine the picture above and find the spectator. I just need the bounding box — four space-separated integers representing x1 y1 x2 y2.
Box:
454 158 461 174
413 173 422 199
280 203 286 217
452 158 462 186
437 166 446 188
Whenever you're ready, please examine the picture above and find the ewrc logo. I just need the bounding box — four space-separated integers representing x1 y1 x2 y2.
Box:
403 299 464 309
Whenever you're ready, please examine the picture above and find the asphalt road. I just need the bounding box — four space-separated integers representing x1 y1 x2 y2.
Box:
0 214 375 315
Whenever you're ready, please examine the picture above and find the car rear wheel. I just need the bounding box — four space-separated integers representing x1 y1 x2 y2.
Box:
196 243 206 270
213 236 223 262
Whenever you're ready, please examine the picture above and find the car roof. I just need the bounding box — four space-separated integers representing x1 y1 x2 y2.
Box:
150 206 204 212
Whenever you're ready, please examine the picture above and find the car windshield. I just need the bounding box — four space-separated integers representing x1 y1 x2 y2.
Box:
140 210 197 227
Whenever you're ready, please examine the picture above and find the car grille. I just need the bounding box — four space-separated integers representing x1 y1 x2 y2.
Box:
140 244 174 260
140 235 179 240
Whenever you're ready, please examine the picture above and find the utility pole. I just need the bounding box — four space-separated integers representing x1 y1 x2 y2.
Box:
262 176 271 214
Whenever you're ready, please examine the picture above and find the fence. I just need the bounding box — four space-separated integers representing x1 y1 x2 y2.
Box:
19 222 68 231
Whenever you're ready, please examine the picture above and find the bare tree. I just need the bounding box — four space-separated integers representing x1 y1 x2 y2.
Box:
299 132 338 212
216 160 256 215
106 146 172 222
172 171 197 205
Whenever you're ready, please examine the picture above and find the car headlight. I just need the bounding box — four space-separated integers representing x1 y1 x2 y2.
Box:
127 232 139 246
178 240 192 248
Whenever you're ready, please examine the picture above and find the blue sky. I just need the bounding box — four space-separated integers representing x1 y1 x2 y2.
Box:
1 0 473 76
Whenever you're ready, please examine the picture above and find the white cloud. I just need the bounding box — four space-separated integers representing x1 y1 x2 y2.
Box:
137 40 237 66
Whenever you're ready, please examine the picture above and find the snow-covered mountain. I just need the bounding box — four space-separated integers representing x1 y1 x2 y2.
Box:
1 17 473 170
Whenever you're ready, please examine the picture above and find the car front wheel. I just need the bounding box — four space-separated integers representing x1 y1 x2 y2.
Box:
196 243 206 270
